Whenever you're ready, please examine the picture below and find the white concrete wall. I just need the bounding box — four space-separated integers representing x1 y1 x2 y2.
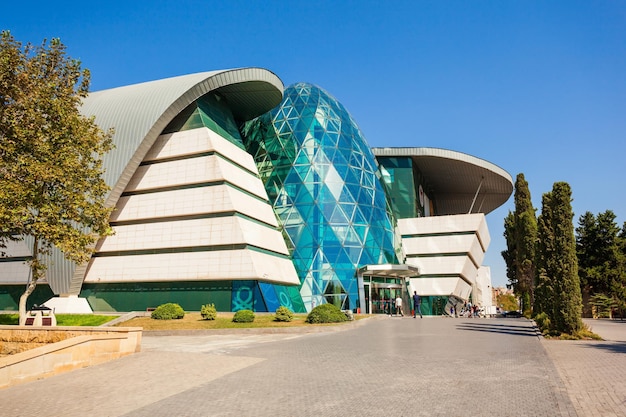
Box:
400 213 490 302
476 266 494 308
84 127 299 286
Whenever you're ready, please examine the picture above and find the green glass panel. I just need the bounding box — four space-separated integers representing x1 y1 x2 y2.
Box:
162 93 244 149
377 156 421 218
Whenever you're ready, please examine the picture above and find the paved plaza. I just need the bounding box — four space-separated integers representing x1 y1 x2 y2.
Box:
541 319 626 417
1 316 625 417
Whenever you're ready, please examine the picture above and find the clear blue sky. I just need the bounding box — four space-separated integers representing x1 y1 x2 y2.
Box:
3 0 625 288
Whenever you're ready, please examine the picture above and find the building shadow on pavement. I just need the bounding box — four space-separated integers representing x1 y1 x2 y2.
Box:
456 321 538 337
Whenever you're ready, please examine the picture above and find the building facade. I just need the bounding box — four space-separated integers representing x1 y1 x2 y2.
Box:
0 68 513 314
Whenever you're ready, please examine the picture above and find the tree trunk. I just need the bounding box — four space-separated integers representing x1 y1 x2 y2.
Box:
18 237 40 326
18 278 38 326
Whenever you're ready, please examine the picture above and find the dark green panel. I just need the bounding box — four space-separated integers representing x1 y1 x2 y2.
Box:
81 281 234 312
420 296 449 316
0 284 54 311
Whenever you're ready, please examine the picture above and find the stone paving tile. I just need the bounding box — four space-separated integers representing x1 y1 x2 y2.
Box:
3 317 623 417
541 339 626 417
129 318 568 417
0 351 264 417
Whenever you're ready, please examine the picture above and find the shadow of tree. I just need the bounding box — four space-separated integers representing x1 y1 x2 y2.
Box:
456 321 538 337
582 342 626 354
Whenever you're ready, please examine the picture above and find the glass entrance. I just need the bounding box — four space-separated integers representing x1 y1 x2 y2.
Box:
370 283 404 315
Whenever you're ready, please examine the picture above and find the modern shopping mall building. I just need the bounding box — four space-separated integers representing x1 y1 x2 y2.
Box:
0 68 513 315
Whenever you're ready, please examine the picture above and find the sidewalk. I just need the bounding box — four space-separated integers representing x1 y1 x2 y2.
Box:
1 316 624 416
582 318 626 342
540 318 626 417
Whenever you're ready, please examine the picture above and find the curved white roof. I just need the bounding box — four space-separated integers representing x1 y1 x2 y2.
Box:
80 68 284 208
373 147 513 215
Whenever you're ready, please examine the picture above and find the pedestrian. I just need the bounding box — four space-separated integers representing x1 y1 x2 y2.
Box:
412 291 422 318
395 294 404 317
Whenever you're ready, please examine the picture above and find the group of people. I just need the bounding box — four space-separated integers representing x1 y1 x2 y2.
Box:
393 291 423 318
392 294 482 318
460 302 481 318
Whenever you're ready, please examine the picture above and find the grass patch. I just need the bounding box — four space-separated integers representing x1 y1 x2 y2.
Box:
0 313 117 326
115 312 364 331
56 314 118 326
1 312 365 329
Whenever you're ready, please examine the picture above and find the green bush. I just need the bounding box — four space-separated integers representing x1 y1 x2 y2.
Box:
233 309 255 323
274 306 294 322
151 303 185 320
534 312 551 334
305 303 348 324
200 303 217 320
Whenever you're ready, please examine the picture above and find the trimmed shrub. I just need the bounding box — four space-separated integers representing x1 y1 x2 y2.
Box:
274 306 294 322
151 303 185 320
305 303 348 324
233 309 255 323
200 303 217 320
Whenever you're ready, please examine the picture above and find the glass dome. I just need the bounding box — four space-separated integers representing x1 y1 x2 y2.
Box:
242 83 399 311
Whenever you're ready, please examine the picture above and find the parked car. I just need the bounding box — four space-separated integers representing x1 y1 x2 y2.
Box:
502 310 523 318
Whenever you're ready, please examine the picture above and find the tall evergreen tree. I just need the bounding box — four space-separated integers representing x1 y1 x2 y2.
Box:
613 224 626 317
576 211 599 316
502 211 516 288
578 211 626 317
534 191 554 317
535 182 582 334
577 212 619 297
501 173 536 313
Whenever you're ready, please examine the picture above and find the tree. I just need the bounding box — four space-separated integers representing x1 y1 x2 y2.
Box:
534 182 582 334
501 173 536 313
576 210 624 317
496 293 519 312
0 32 113 324
614 223 626 318
502 211 516 288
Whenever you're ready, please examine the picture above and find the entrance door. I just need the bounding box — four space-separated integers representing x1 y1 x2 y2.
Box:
372 287 390 314
370 283 403 314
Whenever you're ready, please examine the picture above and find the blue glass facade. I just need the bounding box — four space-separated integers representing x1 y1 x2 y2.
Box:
242 83 400 312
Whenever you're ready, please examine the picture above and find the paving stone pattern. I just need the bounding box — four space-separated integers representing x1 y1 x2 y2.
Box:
542 319 626 417
0 317 623 417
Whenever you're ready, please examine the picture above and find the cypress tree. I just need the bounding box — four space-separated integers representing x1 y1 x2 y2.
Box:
535 191 554 318
502 173 536 313
502 211 517 289
535 182 583 334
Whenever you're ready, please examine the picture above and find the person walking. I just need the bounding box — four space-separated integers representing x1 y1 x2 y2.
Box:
395 294 404 317
412 291 422 318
